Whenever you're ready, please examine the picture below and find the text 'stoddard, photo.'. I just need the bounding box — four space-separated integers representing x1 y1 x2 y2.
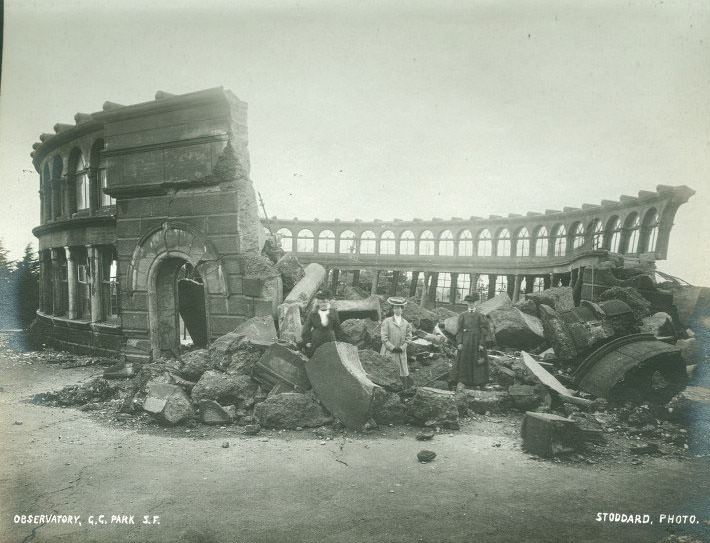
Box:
0 2 709 542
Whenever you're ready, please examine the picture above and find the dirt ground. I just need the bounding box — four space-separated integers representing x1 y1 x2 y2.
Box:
1 342 709 543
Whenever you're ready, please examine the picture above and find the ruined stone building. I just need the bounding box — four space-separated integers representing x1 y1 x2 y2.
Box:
31 88 278 362
30 88 695 360
268 186 694 304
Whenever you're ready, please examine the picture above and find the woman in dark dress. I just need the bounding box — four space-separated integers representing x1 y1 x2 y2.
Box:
454 293 490 388
301 289 343 356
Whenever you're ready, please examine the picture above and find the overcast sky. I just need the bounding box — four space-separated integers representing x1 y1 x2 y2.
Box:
1 1 709 284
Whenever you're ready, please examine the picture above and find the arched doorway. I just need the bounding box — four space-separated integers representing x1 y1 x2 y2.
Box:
150 256 208 359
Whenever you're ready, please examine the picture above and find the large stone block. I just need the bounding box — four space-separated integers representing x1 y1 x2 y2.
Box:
306 341 378 429
488 308 545 349
178 349 215 381
406 387 459 428
599 286 652 320
252 343 311 391
521 412 579 457
538 304 578 365
143 383 194 425
640 312 675 337
525 287 574 312
358 349 402 391
477 293 513 316
254 392 332 429
209 316 278 366
191 370 258 406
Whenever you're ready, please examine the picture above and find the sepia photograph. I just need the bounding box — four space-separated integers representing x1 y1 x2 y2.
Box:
0 1 709 542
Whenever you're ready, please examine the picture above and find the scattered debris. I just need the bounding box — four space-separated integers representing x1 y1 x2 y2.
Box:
199 399 234 424
520 351 591 407
143 383 194 425
191 370 258 407
252 343 311 392
416 429 435 441
254 392 332 429
417 450 437 463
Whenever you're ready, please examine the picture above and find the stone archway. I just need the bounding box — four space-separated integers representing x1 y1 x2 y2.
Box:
126 222 228 360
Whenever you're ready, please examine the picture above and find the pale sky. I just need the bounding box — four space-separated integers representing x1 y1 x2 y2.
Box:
1 1 709 283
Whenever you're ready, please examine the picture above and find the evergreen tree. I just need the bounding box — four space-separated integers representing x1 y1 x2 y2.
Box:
13 244 39 328
0 238 17 329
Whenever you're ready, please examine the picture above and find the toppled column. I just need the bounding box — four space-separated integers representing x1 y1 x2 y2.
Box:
278 263 326 342
283 263 326 312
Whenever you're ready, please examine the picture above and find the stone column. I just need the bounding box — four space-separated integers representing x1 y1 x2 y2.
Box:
512 274 521 302
525 275 535 294
420 272 431 306
449 272 459 304
506 274 515 298
370 270 379 295
409 271 419 298
89 168 98 216
423 272 438 308
65 247 77 319
487 274 497 300
544 274 552 290
330 268 339 296
62 176 72 219
351 270 360 286
573 266 585 307
560 272 571 287
88 245 103 322
50 249 62 315
469 273 479 295
390 270 400 296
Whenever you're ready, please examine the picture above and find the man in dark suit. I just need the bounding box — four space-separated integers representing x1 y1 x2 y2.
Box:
301 289 343 357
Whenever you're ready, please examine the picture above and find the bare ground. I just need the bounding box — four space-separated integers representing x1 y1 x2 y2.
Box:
1 345 709 543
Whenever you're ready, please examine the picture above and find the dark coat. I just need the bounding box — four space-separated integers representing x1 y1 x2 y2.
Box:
301 308 343 356
454 310 490 386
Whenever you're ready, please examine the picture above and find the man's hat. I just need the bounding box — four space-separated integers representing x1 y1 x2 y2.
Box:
315 289 332 300
463 293 480 303
387 296 408 307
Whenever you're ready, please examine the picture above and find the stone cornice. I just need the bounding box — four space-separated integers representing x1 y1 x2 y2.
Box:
32 214 116 238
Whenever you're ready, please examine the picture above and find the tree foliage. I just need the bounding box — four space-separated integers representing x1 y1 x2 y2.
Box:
0 238 39 329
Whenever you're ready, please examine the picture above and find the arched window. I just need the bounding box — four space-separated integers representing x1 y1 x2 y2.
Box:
296 229 314 252
339 230 356 254
360 231 376 254
52 156 63 219
496 229 511 257
606 217 621 253
42 163 52 223
457 230 473 256
533 277 545 292
477 229 492 257
439 230 454 256
570 222 584 250
534 226 548 256
380 230 395 255
70 150 89 212
419 230 434 256
318 230 335 253
515 228 530 257
399 231 415 255
643 209 659 253
436 272 452 302
590 219 603 250
624 213 641 254
553 225 567 256
277 228 293 252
